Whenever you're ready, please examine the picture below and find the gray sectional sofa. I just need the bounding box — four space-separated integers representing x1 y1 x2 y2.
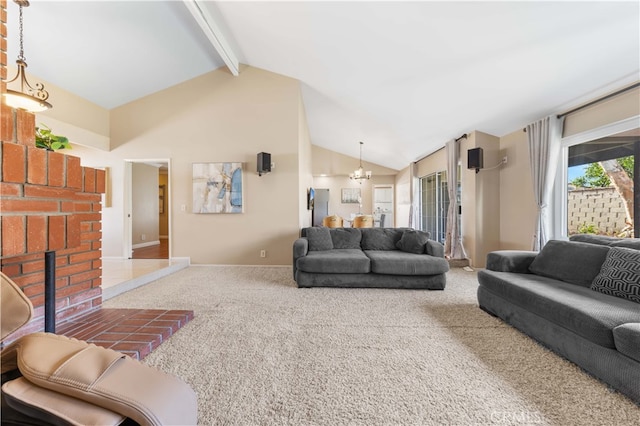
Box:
477 236 640 403
293 227 449 289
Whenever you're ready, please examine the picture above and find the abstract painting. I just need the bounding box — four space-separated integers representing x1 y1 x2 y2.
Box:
193 162 244 213
341 188 361 204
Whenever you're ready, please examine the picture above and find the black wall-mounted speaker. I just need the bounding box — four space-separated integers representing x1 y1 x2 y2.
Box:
257 152 271 176
467 147 483 172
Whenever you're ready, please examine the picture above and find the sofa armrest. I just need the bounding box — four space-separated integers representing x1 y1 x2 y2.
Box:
293 238 308 259
425 240 445 258
292 238 309 279
613 323 640 363
486 250 538 273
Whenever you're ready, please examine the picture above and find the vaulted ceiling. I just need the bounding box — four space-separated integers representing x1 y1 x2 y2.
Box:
6 1 639 170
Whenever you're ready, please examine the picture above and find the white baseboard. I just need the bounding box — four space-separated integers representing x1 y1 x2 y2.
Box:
191 264 290 268
132 240 160 249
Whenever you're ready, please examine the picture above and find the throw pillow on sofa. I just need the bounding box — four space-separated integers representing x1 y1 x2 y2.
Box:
528 240 610 287
305 227 334 251
330 228 362 249
591 247 640 303
396 229 430 254
361 228 405 250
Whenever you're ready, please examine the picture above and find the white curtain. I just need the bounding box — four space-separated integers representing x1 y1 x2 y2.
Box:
444 138 467 259
526 115 565 251
408 162 420 228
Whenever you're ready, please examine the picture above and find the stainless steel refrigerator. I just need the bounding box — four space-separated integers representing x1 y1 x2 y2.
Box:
312 188 329 227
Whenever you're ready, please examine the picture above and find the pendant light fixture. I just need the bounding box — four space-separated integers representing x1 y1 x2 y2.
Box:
3 0 52 112
349 141 372 183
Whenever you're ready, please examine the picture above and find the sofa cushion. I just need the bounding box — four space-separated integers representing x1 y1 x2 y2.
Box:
364 250 449 275
478 270 640 348
569 234 620 245
528 240 610 287
296 249 370 274
396 229 429 254
570 234 640 250
613 323 640 363
612 239 640 250
591 247 640 303
304 227 333 251
425 240 445 258
486 251 538 273
330 228 362 249
360 228 405 250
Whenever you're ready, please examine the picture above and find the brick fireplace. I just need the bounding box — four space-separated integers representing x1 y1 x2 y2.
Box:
1 0 106 342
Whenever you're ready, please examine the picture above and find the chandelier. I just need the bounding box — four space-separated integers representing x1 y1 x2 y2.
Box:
3 0 52 112
349 141 371 183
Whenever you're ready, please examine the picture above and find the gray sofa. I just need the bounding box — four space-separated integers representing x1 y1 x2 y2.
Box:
293 227 449 289
477 235 640 403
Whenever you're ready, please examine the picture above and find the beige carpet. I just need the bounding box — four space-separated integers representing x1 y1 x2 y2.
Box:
104 266 640 425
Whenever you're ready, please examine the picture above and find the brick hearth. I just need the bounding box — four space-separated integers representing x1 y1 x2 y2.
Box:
57 308 194 360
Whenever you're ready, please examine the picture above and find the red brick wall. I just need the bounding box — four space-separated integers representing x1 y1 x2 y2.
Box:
1 0 106 341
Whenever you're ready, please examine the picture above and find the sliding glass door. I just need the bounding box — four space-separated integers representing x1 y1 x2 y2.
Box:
420 171 449 243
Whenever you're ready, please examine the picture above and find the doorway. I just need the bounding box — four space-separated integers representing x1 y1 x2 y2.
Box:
373 184 394 227
123 159 171 259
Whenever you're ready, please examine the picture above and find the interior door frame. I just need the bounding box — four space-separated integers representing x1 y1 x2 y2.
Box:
123 158 172 259
372 184 395 227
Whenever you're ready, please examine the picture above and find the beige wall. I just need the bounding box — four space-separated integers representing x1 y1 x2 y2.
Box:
312 145 398 177
399 85 640 266
407 133 501 267
70 66 306 265
132 163 160 247
563 87 640 138
461 131 501 267
298 93 314 229
32 58 638 266
415 148 446 177
499 85 640 252
8 65 113 151
498 129 537 250
394 166 411 228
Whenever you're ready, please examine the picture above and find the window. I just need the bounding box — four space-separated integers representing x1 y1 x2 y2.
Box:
557 118 639 240
420 171 449 243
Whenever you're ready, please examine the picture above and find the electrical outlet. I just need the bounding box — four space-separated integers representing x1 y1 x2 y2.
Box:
141 234 146 241
181 204 186 212
502 156 508 165
260 250 266 258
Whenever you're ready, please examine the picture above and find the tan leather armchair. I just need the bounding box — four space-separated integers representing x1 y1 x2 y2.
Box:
322 215 343 228
0 272 197 425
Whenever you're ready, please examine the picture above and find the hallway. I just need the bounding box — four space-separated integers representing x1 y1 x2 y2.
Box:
132 239 169 259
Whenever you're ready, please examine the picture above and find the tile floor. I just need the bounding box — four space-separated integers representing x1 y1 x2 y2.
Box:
101 258 190 300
